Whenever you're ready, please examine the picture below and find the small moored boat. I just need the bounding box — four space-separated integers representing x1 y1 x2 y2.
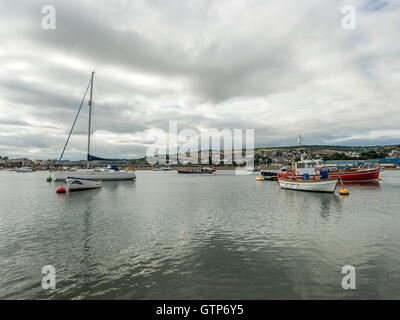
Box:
65 177 102 191
277 171 338 193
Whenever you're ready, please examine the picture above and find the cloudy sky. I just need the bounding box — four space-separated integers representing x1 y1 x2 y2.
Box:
0 0 399 159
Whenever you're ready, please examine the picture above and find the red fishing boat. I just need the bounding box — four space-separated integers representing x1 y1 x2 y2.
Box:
327 167 380 182
290 159 380 182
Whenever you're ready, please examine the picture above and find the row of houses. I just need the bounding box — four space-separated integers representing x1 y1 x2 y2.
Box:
388 149 400 158
0 158 32 167
0 157 58 168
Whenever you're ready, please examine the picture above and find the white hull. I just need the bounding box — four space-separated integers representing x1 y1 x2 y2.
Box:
278 178 338 193
66 177 102 191
52 170 136 181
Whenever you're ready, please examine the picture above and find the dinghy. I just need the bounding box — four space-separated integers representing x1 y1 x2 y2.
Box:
65 177 102 191
277 171 338 193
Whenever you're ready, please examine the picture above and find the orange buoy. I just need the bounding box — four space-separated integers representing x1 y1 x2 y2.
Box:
56 187 66 193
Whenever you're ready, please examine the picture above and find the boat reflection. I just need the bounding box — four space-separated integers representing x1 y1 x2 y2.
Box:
277 188 345 220
102 180 136 192
342 181 380 189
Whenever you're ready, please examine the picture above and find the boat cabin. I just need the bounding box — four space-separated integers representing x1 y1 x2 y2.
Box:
291 159 323 175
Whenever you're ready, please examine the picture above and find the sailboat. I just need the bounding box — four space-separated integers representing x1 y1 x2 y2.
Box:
51 71 136 182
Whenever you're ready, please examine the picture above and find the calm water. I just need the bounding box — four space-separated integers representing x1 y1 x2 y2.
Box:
1 170 400 299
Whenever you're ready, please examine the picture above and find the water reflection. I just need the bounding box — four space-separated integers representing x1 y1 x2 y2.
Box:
277 189 344 220
81 207 92 278
102 180 136 192
1 171 400 299
343 181 381 189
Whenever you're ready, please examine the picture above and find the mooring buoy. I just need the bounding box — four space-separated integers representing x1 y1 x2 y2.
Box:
56 187 66 193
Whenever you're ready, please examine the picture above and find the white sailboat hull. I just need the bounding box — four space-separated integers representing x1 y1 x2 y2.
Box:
66 177 102 191
278 178 338 193
52 170 136 181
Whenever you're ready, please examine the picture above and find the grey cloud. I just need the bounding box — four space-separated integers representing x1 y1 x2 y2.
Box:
0 119 30 127
0 0 399 158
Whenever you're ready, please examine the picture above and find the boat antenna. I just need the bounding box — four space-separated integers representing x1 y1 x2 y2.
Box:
298 134 305 161
57 79 91 165
87 70 95 169
298 134 303 146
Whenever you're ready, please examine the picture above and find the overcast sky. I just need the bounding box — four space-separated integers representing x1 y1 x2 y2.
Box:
0 0 399 159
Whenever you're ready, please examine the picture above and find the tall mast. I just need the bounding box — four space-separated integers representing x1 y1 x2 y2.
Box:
87 70 95 169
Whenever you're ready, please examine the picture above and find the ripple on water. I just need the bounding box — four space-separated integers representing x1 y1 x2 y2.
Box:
1 170 400 299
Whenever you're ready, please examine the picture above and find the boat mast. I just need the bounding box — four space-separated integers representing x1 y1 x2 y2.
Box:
87 70 95 169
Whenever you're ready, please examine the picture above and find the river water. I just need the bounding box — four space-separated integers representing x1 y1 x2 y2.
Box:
0 170 399 299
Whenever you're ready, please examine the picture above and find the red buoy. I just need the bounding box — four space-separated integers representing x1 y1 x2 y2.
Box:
56 187 66 193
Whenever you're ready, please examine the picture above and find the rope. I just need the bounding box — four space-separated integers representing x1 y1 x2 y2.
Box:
57 80 91 165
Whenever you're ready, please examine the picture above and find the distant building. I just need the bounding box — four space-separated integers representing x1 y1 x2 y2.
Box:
344 151 361 158
388 149 400 158
7 158 32 167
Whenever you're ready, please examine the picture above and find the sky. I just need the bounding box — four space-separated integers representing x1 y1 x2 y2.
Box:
0 0 399 160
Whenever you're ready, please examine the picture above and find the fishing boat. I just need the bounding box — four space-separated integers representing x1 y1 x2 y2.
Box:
51 71 136 182
277 171 338 193
15 166 33 173
327 167 380 182
65 177 102 191
178 167 216 174
291 158 380 182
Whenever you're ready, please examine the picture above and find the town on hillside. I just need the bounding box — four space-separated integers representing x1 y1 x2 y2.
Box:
1 145 400 170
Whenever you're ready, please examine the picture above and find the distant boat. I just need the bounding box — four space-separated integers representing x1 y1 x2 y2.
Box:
65 177 102 191
178 167 216 174
51 71 136 182
152 167 172 171
16 166 33 173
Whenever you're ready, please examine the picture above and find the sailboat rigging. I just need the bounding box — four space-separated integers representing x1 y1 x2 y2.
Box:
51 71 136 181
